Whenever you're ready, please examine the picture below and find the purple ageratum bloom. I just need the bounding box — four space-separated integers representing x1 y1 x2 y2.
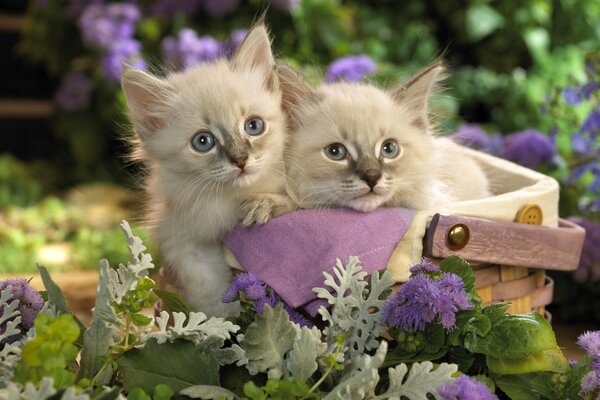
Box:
581 109 600 137
563 82 599 105
409 258 440 275
0 279 44 344
221 28 248 59
202 0 238 17
79 3 141 48
577 331 600 360
101 39 146 83
162 29 221 69
381 272 472 331
437 375 498 400
569 218 600 283
222 273 312 327
325 55 376 83
452 125 504 155
500 129 556 169
54 71 93 111
271 0 301 11
580 370 600 399
149 0 202 17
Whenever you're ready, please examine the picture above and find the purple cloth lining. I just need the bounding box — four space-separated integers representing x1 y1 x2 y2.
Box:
224 207 415 309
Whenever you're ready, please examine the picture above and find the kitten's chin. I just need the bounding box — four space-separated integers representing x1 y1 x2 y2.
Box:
347 193 386 212
231 172 259 188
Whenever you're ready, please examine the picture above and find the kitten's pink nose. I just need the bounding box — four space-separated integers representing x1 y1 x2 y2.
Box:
231 156 248 170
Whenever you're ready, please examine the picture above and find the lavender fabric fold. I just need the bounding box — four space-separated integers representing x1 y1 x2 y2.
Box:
223 207 415 309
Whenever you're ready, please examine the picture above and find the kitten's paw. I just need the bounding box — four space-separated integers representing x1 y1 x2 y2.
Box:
241 194 295 226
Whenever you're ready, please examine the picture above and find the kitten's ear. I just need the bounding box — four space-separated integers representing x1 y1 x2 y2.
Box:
121 66 173 137
231 23 277 91
277 63 319 130
389 61 446 130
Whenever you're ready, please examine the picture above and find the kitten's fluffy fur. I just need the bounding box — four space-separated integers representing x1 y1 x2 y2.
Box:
280 62 490 211
122 25 291 316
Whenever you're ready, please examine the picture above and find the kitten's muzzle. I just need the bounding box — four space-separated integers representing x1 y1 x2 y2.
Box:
230 155 248 170
359 170 382 190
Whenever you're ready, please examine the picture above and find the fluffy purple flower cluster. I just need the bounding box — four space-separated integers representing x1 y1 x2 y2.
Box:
149 0 203 17
381 259 472 331
162 28 221 69
79 3 146 83
577 331 600 398
325 55 376 83
453 126 556 170
563 82 599 105
570 218 600 283
222 273 311 327
54 72 93 111
0 279 44 345
437 375 498 400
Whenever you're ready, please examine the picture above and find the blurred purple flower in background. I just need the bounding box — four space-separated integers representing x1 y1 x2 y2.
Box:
577 330 600 398
0 279 44 345
55 72 93 111
271 0 301 11
563 82 599 105
569 218 600 283
68 0 104 17
222 28 248 59
202 0 238 17
325 55 376 83
79 3 140 48
382 260 472 331
581 109 600 137
500 129 556 169
101 39 146 83
437 375 498 400
149 0 202 17
162 28 220 69
223 273 312 327
452 124 503 155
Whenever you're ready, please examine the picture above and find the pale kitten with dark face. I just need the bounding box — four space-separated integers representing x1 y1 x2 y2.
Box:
280 62 490 212
122 25 293 316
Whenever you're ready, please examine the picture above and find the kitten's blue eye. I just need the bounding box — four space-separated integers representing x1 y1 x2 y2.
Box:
244 117 265 136
324 143 349 161
380 139 400 159
191 131 215 152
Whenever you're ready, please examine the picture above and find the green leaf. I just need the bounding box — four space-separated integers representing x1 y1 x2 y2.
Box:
564 356 592 399
117 339 219 394
447 346 476 373
465 313 558 358
377 360 458 400
439 256 476 296
487 347 570 375
495 375 541 400
127 388 151 400
153 384 174 400
153 289 191 315
240 304 297 377
243 381 266 400
466 4 505 41
37 264 69 313
465 315 491 337
482 303 510 325
131 313 153 327
422 323 446 354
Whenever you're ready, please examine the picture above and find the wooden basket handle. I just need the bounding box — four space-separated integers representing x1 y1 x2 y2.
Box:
423 214 585 271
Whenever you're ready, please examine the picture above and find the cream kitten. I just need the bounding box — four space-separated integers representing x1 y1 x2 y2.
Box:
122 25 292 316
280 62 490 212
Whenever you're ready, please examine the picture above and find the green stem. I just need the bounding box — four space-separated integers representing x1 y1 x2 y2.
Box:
89 357 112 387
303 363 335 399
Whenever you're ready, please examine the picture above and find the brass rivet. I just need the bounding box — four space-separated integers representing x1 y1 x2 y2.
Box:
447 224 469 250
515 204 543 225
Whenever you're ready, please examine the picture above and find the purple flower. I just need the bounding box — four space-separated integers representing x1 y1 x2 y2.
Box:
68 0 104 17
222 273 312 327
500 129 556 169
437 375 498 400
54 72 93 111
563 82 599 105
452 125 504 155
221 29 248 59
580 370 600 398
271 0 300 11
0 279 44 345
162 29 221 69
79 3 141 48
149 0 202 17
569 218 600 283
581 109 600 137
577 331 600 360
101 39 146 83
409 258 440 275
325 55 376 83
382 270 472 331
202 0 238 17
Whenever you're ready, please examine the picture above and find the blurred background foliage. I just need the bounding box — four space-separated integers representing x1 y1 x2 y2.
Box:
1 0 599 322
